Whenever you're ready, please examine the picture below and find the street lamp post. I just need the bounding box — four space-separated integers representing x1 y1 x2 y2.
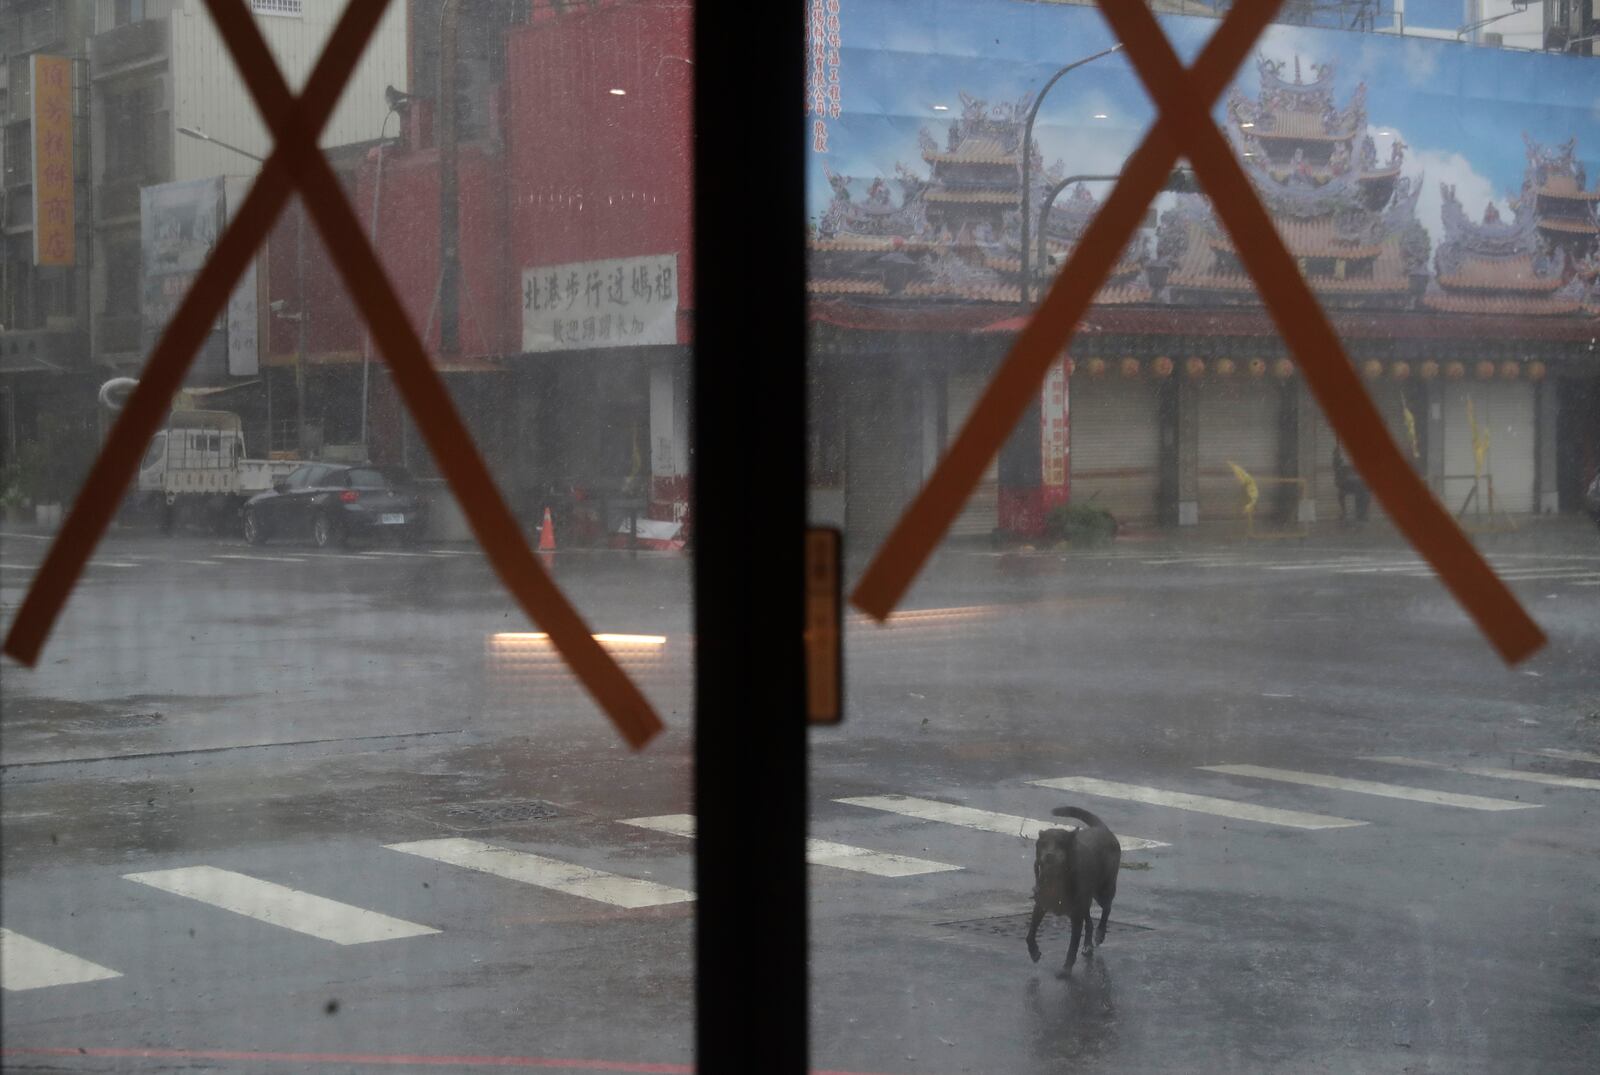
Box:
1034 167 1198 301
1017 45 1123 308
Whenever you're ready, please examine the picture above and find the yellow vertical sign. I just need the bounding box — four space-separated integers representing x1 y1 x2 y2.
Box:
31 54 75 267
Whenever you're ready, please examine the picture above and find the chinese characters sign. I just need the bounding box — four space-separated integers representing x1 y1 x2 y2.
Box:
31 55 74 267
1040 357 1070 509
806 0 842 153
521 254 679 353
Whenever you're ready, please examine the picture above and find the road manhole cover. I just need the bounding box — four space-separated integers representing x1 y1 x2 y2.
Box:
430 800 563 828
938 912 1151 943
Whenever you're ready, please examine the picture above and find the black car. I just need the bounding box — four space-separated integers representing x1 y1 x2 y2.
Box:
242 464 427 548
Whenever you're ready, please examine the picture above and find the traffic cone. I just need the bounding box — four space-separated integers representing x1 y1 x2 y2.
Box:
538 506 556 568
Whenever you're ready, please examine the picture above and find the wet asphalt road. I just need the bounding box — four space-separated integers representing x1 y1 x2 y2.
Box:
2 521 1598 1074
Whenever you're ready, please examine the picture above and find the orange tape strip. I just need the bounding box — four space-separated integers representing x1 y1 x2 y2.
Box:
204 0 662 745
1097 0 1541 664
2 0 384 670
3 0 665 746
852 0 1283 618
853 0 1543 665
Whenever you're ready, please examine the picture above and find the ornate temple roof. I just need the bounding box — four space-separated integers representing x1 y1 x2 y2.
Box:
1523 134 1600 202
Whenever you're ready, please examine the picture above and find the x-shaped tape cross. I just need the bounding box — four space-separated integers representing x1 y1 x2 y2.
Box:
2 0 665 747
853 0 1544 665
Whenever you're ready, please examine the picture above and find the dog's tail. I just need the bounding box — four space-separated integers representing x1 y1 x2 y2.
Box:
1052 806 1110 830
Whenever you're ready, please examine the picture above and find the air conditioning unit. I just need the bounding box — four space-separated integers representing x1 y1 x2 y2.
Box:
1482 31 1504 46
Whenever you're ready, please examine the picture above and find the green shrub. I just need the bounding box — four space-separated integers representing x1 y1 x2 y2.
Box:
1045 503 1117 548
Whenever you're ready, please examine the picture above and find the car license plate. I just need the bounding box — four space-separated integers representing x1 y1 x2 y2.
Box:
381 513 405 525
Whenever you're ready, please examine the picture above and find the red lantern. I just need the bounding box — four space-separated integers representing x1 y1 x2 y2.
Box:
1273 358 1295 379
1475 360 1496 380
1120 357 1142 379
1214 358 1236 378
1419 360 1439 381
1526 361 1546 382
1444 362 1465 381
1361 359 1384 380
1391 361 1410 381
1499 361 1519 381
1150 355 1174 378
1087 357 1108 378
1247 358 1267 378
1185 357 1206 380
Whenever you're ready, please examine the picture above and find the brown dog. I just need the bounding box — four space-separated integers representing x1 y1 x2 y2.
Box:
1026 806 1121 976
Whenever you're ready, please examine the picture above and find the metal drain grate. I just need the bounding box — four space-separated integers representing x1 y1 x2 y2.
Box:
938 912 1151 943
433 800 562 827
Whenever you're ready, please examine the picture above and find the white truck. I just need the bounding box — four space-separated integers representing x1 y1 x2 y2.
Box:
135 410 299 533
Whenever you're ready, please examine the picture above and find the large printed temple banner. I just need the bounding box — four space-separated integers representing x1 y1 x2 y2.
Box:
806 0 1600 324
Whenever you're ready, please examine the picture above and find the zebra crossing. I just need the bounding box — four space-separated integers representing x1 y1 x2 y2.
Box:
3 750 1595 993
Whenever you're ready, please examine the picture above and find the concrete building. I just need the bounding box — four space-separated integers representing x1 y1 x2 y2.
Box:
85 0 406 376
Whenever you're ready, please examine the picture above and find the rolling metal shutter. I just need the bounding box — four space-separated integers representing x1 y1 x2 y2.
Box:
845 374 910 542
1198 380 1281 520
946 373 1000 538
1069 376 1161 524
1442 381 1535 515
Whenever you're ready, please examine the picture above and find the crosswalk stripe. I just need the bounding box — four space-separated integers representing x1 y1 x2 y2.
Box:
620 814 960 877
1028 776 1366 830
1362 757 1600 792
214 553 307 564
123 866 439 945
0 929 121 992
834 795 1168 850
385 838 694 908
1198 764 1539 811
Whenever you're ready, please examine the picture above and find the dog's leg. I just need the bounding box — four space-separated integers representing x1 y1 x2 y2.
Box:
1095 895 1112 945
1026 901 1046 963
1059 915 1083 977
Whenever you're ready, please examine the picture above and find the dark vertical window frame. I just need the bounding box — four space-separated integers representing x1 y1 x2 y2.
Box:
692 0 809 1071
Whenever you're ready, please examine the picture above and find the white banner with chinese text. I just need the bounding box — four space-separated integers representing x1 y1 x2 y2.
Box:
522 254 678 353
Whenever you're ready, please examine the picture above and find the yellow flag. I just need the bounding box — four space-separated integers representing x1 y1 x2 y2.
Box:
1401 394 1419 459
1228 460 1259 516
1467 397 1488 480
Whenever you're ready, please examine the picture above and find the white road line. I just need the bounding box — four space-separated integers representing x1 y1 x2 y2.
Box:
0 929 121 992
1199 764 1539 812
89 561 139 568
213 553 307 564
360 550 439 558
1362 757 1600 792
0 532 50 540
385 838 694 908
1028 776 1366 830
1529 748 1600 765
1140 557 1244 566
179 559 221 566
0 563 31 570
1404 568 1600 582
123 866 439 945
1261 559 1375 571
834 795 1168 850
620 814 960 877
1335 563 1427 574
